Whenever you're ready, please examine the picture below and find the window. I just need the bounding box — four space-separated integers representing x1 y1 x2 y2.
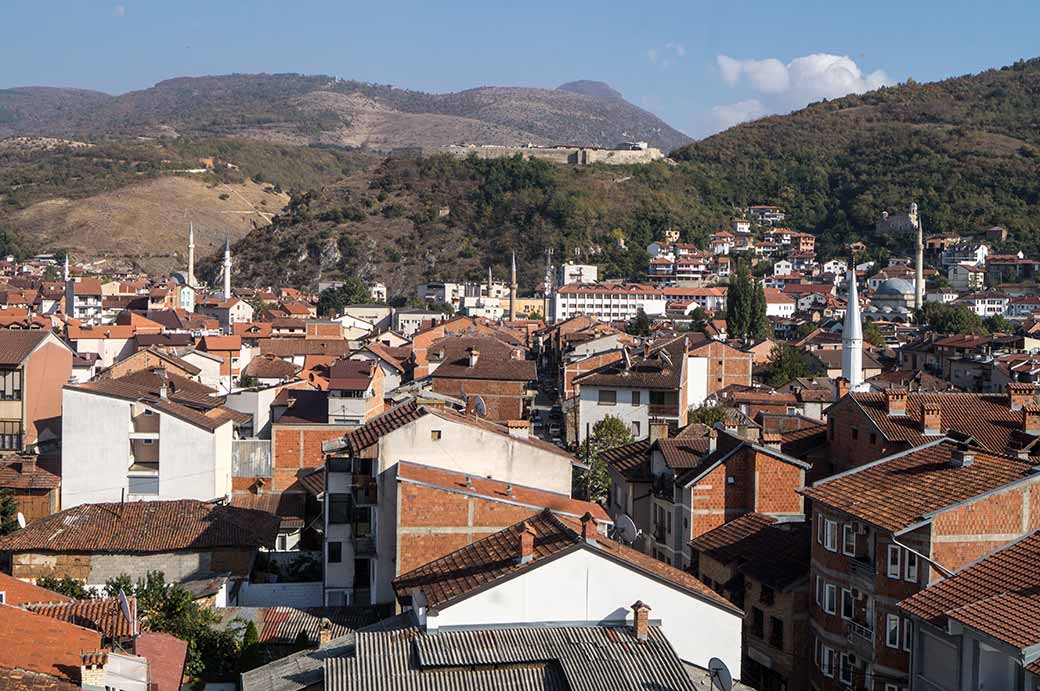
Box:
905 551 919 583
142 438 154 445
276 533 288 551
841 588 854 620
143 409 154 416
839 653 853 685
329 494 352 524
751 607 764 637
824 584 837 615
887 545 902 578
851 427 859 440
353 558 371 590
886 614 900 648
631 421 640 437
769 616 783 648
817 515 824 544
127 475 158 495
598 389 617 406
0 369 22 401
903 618 912 651
0 591 5 604
328 541 342 563
842 524 856 555
870 432 877 445
824 519 838 552
631 391 641 406
821 646 835 678
815 576 822 606
0 420 21 451
430 430 442 441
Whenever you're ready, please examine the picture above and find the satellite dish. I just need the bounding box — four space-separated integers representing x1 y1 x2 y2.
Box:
15 512 26 529
615 514 640 544
708 658 733 691
118 589 137 636
472 395 487 418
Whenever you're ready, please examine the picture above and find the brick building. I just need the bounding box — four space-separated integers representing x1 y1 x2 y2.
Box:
270 388 353 491
687 339 753 409
0 331 73 453
0 455 60 523
800 439 1040 691
428 337 535 422
690 513 812 691
825 386 1040 474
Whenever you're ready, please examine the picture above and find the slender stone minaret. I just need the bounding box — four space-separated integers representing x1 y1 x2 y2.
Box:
842 269 864 390
509 251 518 321
187 223 196 287
63 253 73 319
222 232 232 299
911 202 924 310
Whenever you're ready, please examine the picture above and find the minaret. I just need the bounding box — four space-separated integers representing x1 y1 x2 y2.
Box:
911 202 924 310
222 232 232 299
509 251 518 321
63 253 70 283
187 223 196 287
842 269 864 390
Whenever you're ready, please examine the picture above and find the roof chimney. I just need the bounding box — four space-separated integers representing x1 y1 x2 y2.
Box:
631 601 651 642
506 420 530 439
835 377 850 400
649 421 669 444
949 442 974 468
318 617 333 645
1008 382 1037 411
762 431 782 450
468 348 479 368
922 402 942 436
580 511 596 544
518 521 537 564
885 387 908 417
1024 405 1040 436
80 651 108 691
708 428 718 454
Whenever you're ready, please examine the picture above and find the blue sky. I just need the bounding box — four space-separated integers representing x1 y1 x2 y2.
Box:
3 0 1038 138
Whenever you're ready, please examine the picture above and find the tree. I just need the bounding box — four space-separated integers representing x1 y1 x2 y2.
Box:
726 263 769 343
921 302 986 335
863 320 886 347
626 308 652 337
766 343 811 388
316 277 371 316
688 403 728 427
239 620 264 672
0 489 17 535
984 314 1012 334
576 416 633 503
36 575 96 599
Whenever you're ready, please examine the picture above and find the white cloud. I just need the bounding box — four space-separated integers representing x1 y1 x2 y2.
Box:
715 52 891 106
711 99 768 130
648 42 687 70
647 48 658 65
113 4 126 16
666 42 686 58
716 55 742 86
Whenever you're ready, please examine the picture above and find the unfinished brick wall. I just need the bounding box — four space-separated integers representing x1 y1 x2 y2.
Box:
430 377 527 422
272 425 351 490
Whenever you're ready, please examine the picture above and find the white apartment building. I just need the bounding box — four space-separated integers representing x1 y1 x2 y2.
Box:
61 374 238 508
559 263 598 285
552 283 667 323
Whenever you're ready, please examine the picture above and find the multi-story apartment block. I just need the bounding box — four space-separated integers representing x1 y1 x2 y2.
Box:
800 438 1040 691
0 331 73 453
65 277 103 324
327 359 384 425
552 283 668 323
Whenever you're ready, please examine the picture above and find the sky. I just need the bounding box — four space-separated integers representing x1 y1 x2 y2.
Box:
3 0 1039 139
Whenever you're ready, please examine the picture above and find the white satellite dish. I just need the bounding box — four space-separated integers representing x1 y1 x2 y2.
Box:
615 514 640 544
472 395 487 418
118 589 137 636
708 658 733 691
15 512 25 529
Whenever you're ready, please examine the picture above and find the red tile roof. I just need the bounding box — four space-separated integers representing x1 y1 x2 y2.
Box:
199 335 242 352
23 596 137 638
0 499 280 553
230 492 306 529
0 667 81 691
328 360 376 390
689 513 810 589
397 461 609 522
900 530 1040 672
134 632 187 691
392 509 737 613
0 573 70 606
801 440 1039 533
0 605 101 681
0 457 60 490
0 331 51 366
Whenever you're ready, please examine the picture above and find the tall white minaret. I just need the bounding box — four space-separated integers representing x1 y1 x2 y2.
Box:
509 251 518 321
842 269 864 391
63 253 74 320
911 202 924 310
222 232 232 299
63 253 70 282
187 223 196 287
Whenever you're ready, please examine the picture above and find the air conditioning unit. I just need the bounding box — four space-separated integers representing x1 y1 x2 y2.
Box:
848 654 859 666
851 588 862 599
854 522 868 535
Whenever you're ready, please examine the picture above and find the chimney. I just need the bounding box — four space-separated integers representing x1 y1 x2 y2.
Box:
468 348 480 368
518 521 537 564
762 431 782 450
580 511 596 544
885 387 908 417
835 377 850 400
949 442 974 468
922 402 942 436
649 421 669 444
1024 405 1040 436
643 342 651 359
80 651 108 690
631 600 651 642
707 428 718 453
506 420 530 439
1008 382 1038 411
318 617 333 645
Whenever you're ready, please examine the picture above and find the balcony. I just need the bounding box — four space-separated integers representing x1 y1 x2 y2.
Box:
648 404 677 418
352 535 377 557
847 620 875 661
353 477 378 506
849 557 876 591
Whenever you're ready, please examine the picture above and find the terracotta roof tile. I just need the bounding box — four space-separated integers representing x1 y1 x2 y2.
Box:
134 632 187 691
574 336 687 390
243 354 299 380
0 606 101 681
23 596 137 638
0 331 50 366
0 457 60 491
230 492 306 529
0 573 70 606
0 667 81 691
0 499 280 553
600 439 651 480
801 440 1039 532
261 338 349 358
689 513 810 589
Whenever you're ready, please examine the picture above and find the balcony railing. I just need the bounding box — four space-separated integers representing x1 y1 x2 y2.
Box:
354 477 378 506
233 439 272 478
352 535 377 557
849 556 876 590
648 404 677 417
847 619 875 661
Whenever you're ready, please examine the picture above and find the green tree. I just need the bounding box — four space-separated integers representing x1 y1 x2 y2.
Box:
316 277 372 316
688 403 729 427
863 320 886 347
766 343 811 388
921 302 986 335
0 489 17 535
750 279 770 341
726 262 769 342
239 620 264 672
36 575 96 599
626 308 652 337
576 416 634 503
984 314 1012 333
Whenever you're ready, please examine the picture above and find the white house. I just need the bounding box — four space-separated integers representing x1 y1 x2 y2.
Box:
61 373 238 508
773 259 794 276
552 283 667 323
948 263 986 291
764 288 796 317
954 291 1010 317
395 509 744 676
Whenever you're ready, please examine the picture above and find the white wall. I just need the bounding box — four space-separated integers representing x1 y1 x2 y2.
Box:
686 356 709 409
236 580 323 607
426 547 742 675
577 385 649 442
180 351 223 390
158 413 229 500
61 388 133 507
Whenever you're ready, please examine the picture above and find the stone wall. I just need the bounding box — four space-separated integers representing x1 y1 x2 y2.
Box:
430 145 664 166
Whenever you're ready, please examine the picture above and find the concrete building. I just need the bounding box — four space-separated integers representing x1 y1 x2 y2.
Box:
553 283 667 324
0 331 73 453
559 263 598 285
687 339 753 409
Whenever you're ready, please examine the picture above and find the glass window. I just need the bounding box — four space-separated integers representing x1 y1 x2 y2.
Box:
822 647 835 677
329 494 352 524
431 430 442 441
353 558 371 590
327 541 342 563
887 545 902 578
631 421 641 437
598 389 617 406
631 391 641 406
842 524 856 555
128 475 158 495
839 653 852 684
841 588 854 620
824 520 838 552
886 614 900 648
817 515 824 544
905 551 919 583
824 584 837 615
903 618 912 651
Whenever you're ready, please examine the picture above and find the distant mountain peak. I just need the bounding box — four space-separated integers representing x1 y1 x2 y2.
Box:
557 80 624 101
